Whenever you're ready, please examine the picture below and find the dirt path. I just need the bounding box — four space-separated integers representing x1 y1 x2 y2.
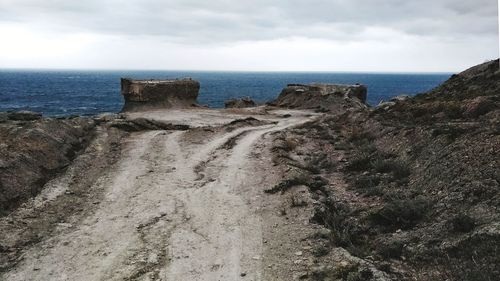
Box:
1 109 317 281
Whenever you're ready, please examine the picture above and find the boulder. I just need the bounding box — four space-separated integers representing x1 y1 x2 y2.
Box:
7 110 42 121
121 78 200 112
224 97 256 108
271 83 368 112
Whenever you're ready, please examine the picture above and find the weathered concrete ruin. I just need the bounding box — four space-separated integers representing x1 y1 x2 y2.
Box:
121 78 200 111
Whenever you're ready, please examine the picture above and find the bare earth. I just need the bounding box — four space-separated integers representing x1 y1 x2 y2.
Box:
1 108 320 281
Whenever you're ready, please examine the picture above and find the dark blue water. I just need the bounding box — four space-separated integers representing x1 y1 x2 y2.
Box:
0 70 451 116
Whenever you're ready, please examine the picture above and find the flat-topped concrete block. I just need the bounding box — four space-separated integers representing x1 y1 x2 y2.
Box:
121 78 200 112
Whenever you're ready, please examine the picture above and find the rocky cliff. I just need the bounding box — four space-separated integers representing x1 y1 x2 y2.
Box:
267 59 500 280
121 78 200 111
271 83 367 112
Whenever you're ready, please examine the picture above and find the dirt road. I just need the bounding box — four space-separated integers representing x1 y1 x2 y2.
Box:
1 109 317 281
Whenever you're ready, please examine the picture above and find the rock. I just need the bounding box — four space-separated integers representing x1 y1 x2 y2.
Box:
93 113 123 124
224 97 256 108
390 95 411 102
109 118 190 132
0 112 8 123
7 111 42 121
270 83 368 112
0 117 96 214
376 101 396 110
424 59 499 101
121 78 200 112
463 96 495 117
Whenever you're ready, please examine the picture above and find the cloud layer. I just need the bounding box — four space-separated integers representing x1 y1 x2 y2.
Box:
0 0 498 71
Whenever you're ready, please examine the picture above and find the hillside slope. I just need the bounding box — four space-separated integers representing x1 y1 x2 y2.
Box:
267 60 499 280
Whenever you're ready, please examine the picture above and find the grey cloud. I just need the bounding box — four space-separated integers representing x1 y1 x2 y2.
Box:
0 0 497 44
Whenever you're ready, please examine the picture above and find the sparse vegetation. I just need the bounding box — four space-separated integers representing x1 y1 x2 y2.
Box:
346 153 372 171
266 59 500 281
372 159 410 179
312 244 330 257
378 240 404 259
368 197 430 230
264 175 309 194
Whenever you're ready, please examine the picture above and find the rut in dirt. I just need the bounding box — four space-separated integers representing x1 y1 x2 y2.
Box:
1 112 315 281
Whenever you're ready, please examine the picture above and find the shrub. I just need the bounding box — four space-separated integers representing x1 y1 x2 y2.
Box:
353 175 385 197
349 128 375 143
312 244 330 257
372 159 410 179
265 175 327 194
449 213 476 233
264 175 309 194
305 155 326 174
308 176 329 192
368 197 430 230
282 138 298 152
353 175 381 190
346 153 372 171
378 240 404 259
362 186 385 197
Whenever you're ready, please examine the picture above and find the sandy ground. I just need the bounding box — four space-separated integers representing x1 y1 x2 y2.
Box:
1 108 319 281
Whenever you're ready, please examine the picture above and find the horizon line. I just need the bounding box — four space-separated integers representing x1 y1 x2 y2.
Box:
0 67 455 75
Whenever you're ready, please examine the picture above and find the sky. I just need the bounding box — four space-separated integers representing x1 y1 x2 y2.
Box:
0 0 498 72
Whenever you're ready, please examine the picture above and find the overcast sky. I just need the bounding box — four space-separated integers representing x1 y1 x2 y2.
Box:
0 0 498 72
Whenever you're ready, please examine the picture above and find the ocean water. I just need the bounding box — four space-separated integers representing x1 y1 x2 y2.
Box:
0 70 451 116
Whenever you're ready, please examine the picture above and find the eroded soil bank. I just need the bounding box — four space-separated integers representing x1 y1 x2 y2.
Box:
3 108 372 281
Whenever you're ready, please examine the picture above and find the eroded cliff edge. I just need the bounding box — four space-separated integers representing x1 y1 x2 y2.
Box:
267 59 499 280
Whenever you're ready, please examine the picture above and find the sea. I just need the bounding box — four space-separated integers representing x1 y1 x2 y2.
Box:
0 70 451 117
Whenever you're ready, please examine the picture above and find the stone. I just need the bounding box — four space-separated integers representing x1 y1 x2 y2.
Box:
224 97 257 108
376 101 396 109
121 78 200 112
464 96 495 117
7 111 42 121
390 95 411 102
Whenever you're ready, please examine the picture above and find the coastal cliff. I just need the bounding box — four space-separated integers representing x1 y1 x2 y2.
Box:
0 61 498 281
268 59 499 280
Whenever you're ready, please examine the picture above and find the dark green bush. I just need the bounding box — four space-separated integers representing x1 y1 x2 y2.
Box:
449 213 476 233
369 197 430 229
378 240 404 259
372 159 410 179
354 175 381 190
346 153 372 171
